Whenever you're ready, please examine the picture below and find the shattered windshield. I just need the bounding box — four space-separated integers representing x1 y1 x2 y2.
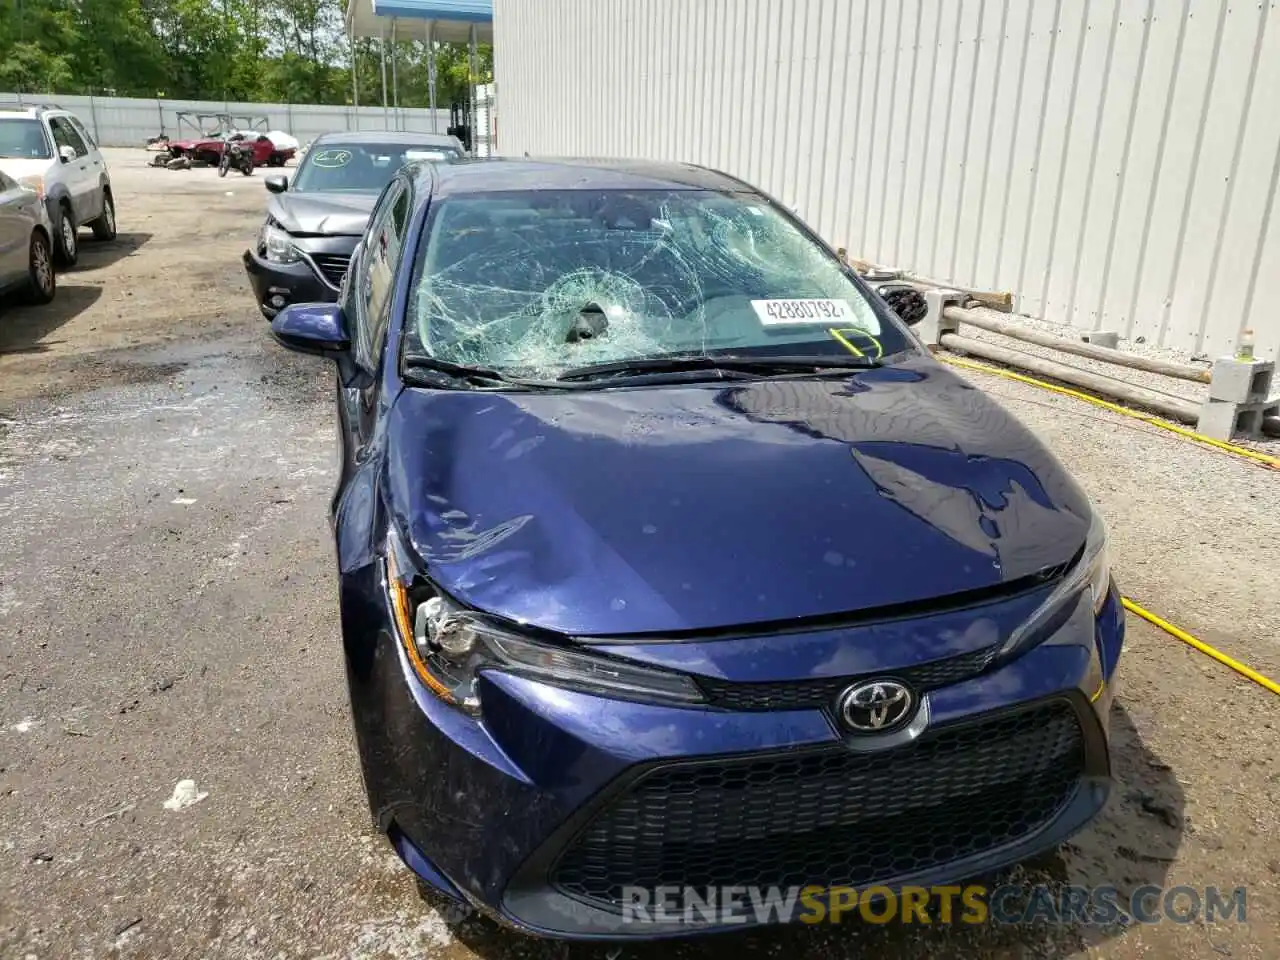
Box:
404 189 909 379
292 142 460 193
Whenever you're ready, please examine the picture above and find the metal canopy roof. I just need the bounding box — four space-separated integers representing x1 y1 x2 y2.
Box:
346 0 494 42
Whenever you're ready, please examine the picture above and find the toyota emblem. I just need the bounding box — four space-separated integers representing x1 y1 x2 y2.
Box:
837 680 916 733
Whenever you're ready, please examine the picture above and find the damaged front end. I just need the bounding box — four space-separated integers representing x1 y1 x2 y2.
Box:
275 163 1121 940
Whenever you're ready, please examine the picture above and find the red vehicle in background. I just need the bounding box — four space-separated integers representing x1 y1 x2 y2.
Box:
151 113 296 168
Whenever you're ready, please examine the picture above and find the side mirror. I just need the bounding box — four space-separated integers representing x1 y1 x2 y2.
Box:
271 302 349 356
271 302 370 386
265 174 289 194
58 145 77 164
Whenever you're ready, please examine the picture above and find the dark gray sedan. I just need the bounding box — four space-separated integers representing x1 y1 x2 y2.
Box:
0 169 55 305
242 131 464 318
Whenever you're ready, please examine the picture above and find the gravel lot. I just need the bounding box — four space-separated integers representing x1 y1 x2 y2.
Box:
1 149 1278 960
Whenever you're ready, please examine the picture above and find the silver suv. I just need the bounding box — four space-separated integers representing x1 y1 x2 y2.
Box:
0 106 117 266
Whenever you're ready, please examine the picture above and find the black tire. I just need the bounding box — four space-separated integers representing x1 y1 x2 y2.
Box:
90 190 117 241
54 202 78 267
218 152 230 177
25 230 56 305
877 284 929 326
267 152 285 167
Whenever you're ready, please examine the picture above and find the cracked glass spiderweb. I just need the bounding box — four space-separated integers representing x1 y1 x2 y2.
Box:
408 189 883 378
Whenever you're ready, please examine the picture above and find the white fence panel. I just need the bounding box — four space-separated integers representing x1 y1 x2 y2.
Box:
1 92 452 149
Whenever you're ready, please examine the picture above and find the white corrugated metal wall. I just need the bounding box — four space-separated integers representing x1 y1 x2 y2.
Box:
494 0 1280 361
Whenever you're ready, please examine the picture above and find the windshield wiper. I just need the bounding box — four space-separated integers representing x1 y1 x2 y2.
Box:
402 356 555 390
555 354 883 382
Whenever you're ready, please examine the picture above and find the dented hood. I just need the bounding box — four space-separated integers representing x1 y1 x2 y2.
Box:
385 359 1093 636
269 191 377 236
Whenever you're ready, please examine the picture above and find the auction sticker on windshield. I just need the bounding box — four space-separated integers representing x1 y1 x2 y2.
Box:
752 299 859 325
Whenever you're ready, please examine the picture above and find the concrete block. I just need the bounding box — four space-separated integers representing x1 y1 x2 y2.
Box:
918 289 965 349
1082 330 1120 349
1208 356 1274 404
1197 398 1279 441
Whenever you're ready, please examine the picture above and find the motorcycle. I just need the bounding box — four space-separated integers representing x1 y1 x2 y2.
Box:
218 137 255 177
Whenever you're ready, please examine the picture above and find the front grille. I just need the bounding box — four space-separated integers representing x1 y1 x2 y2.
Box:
696 644 998 711
310 253 350 288
552 700 1084 910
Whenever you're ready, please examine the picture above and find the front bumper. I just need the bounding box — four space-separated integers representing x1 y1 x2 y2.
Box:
243 236 355 318
343 570 1124 940
243 249 331 319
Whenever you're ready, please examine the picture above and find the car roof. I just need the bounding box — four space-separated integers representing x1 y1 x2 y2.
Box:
312 130 463 148
0 106 82 123
421 157 753 199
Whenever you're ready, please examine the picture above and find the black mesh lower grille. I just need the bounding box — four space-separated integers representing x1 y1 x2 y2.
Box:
310 253 350 288
552 700 1084 909
695 645 997 711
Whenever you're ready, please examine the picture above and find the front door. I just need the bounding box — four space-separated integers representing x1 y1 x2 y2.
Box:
48 117 98 224
68 116 106 209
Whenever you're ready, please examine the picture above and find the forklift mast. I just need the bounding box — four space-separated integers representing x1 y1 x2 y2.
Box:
447 101 472 153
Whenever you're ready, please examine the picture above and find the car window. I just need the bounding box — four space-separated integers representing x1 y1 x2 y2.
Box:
0 170 16 191
376 189 413 355
391 188 411 236
69 117 98 150
49 117 88 157
404 188 909 378
355 181 410 373
0 119 52 160
291 141 459 194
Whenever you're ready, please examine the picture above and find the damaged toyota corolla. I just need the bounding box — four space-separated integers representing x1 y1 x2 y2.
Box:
270 158 1124 939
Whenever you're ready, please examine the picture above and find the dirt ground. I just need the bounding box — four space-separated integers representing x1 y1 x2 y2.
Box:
1 149 1278 960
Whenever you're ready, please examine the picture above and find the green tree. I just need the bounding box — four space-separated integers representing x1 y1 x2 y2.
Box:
0 0 492 105
0 0 78 92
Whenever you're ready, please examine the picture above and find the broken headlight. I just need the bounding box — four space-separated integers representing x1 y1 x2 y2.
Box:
385 545 704 715
260 221 301 264
1000 511 1111 658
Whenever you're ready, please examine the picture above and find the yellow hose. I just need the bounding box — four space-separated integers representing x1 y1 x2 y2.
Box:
927 348 1279 695
820 329 1277 692
1121 598 1280 697
937 353 1280 470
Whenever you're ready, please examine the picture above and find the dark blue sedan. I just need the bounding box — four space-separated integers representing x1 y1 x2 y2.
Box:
270 157 1123 939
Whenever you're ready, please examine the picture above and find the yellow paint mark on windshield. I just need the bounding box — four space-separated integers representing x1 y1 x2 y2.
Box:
829 328 884 359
